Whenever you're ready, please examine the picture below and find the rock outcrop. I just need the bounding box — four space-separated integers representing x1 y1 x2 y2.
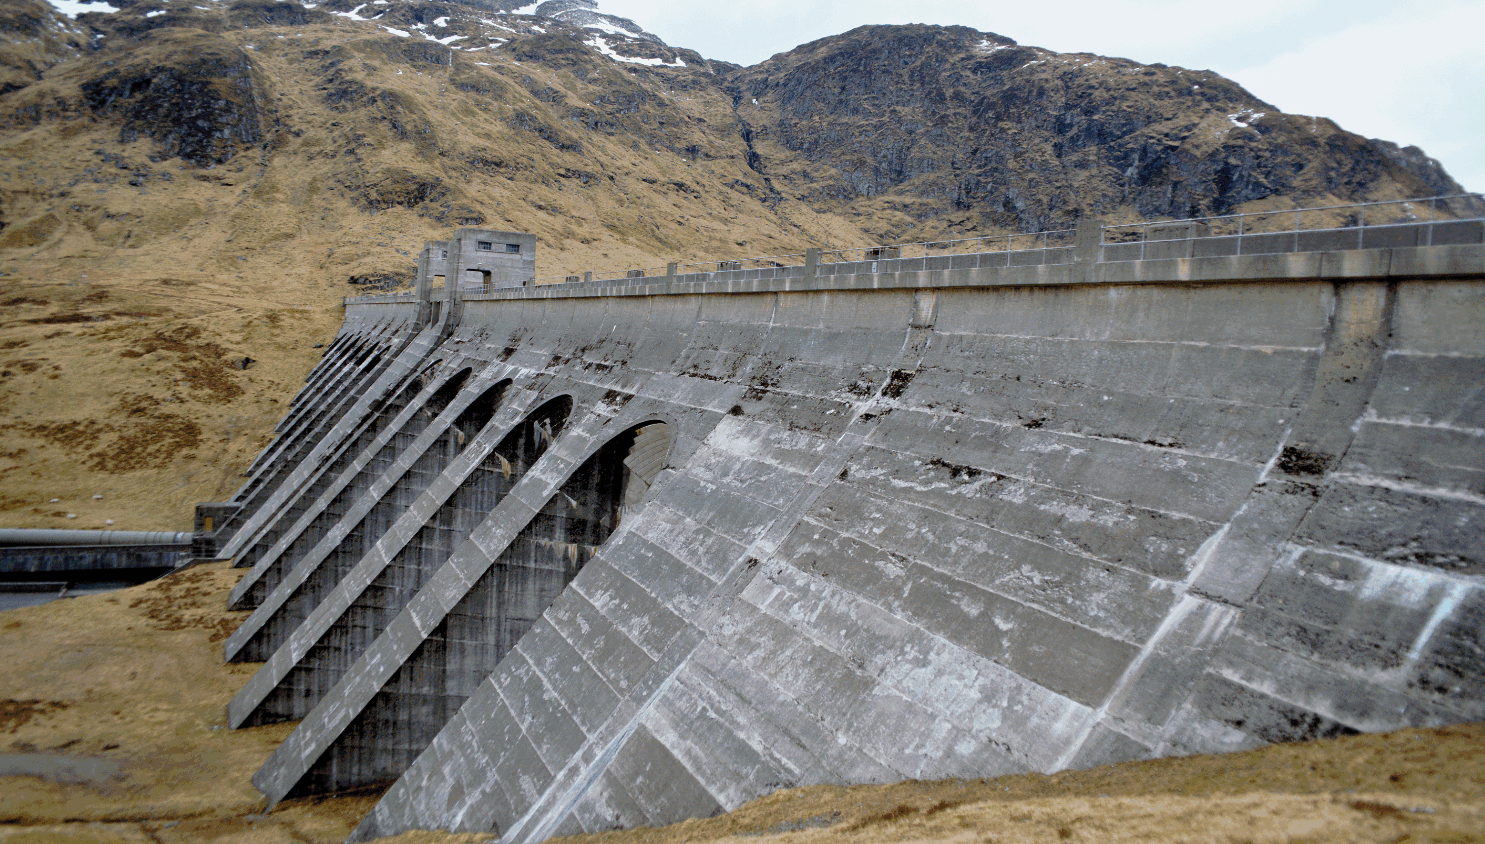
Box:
78 30 269 166
730 24 1473 236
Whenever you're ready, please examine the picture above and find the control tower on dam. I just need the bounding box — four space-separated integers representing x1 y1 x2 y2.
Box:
198 197 1485 843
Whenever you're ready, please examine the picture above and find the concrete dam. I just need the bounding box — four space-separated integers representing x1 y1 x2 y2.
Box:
201 198 1485 842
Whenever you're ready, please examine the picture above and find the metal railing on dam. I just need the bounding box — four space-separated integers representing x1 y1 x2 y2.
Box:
345 194 1484 305
242 194 1485 843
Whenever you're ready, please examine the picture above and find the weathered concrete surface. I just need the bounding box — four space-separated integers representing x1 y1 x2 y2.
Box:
213 233 1484 843
216 322 445 562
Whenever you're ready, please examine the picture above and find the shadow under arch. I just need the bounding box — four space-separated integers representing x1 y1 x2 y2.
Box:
239 389 573 728
421 365 473 420
496 419 674 651
232 358 453 576
290 418 673 796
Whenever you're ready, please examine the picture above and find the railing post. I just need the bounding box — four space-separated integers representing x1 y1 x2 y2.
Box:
415 241 435 325
1072 218 1103 284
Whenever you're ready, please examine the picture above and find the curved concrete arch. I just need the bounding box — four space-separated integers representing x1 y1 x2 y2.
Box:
251 404 688 806
227 386 575 728
352 387 895 840
227 359 472 611
224 365 513 657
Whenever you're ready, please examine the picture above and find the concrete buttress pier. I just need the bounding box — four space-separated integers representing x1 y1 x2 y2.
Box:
203 205 1485 843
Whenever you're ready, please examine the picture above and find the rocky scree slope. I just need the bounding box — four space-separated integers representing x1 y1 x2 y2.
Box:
0 0 1474 530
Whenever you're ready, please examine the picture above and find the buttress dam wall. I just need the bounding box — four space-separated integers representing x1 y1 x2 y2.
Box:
203 211 1485 843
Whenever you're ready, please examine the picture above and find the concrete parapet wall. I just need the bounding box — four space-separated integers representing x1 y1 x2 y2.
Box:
216 239 1485 843
460 242 1483 301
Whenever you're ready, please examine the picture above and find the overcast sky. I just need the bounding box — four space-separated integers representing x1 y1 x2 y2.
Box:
596 0 1484 193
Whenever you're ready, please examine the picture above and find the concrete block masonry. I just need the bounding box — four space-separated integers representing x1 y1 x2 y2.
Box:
201 207 1485 843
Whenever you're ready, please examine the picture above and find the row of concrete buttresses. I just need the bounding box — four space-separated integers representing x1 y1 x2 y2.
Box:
201 221 1485 843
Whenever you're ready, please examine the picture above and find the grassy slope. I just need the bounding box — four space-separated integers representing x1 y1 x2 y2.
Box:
0 9 872 530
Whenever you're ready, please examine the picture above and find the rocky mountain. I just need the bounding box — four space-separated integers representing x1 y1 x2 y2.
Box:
733 25 1473 237
0 0 88 96
0 0 1474 529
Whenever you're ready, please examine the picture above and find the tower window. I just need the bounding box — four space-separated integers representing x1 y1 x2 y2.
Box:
477 240 494 251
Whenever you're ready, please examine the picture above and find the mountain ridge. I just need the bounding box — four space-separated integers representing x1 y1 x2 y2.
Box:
0 0 1476 529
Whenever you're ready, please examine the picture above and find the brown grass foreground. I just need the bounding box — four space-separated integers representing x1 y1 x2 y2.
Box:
0 564 1481 844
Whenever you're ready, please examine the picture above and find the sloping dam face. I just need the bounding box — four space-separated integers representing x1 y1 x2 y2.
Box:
210 226 1485 843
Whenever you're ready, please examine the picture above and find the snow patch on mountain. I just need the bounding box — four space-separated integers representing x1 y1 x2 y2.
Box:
585 35 684 66
45 0 121 17
535 0 663 44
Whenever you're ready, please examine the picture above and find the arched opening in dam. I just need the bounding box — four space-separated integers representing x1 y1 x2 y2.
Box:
491 419 673 655
236 390 572 727
290 419 674 798
234 359 452 575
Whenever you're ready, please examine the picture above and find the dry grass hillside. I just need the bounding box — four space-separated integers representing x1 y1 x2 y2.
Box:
0 0 1475 529
0 564 1481 843
0 0 870 529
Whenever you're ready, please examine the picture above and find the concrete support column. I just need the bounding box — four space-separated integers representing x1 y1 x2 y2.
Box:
804 248 820 279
